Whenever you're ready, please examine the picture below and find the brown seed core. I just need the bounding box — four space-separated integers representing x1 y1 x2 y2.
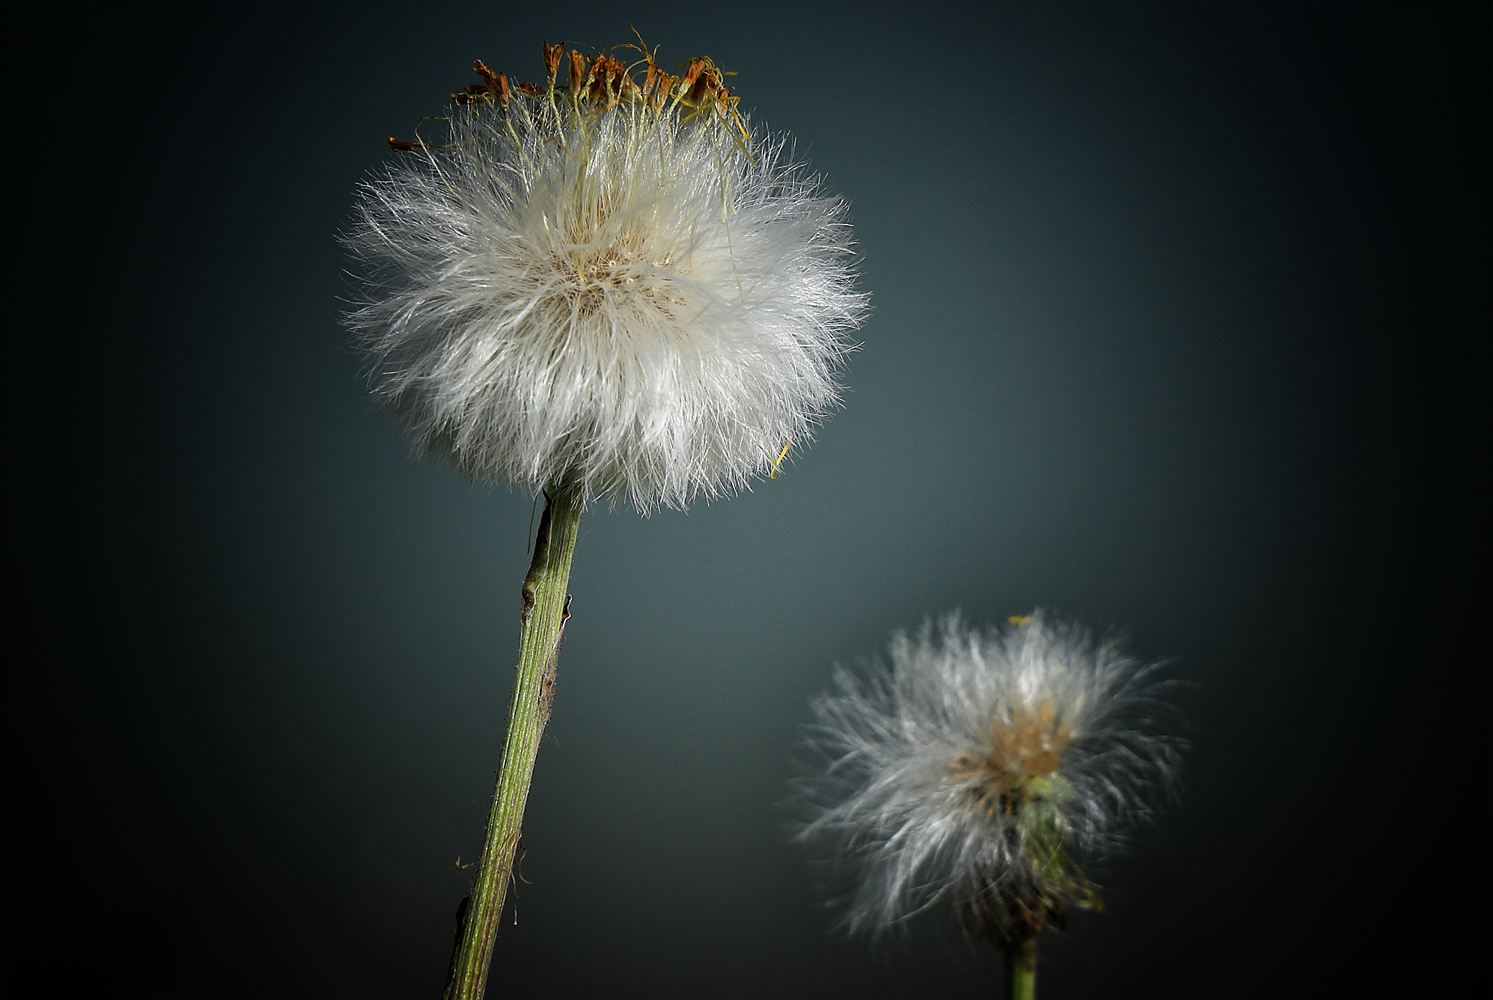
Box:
948 701 1073 819
546 228 685 323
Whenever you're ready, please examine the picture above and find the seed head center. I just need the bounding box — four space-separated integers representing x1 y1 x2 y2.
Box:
551 228 683 320
950 701 1073 817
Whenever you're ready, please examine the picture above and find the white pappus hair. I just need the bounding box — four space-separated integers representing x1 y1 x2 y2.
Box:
793 610 1185 942
342 45 868 511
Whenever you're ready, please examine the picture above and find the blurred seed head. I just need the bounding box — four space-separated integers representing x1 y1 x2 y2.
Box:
793 611 1186 944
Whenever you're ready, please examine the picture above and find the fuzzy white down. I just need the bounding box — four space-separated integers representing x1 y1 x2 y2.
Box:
343 90 866 511
794 611 1183 938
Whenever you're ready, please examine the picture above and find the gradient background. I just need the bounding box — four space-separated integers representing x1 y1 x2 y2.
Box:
2 3 1488 998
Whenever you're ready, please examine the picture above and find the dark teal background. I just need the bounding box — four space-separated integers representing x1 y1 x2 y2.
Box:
2 3 1488 997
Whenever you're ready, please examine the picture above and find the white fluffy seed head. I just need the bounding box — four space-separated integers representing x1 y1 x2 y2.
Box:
793 611 1185 942
342 44 867 511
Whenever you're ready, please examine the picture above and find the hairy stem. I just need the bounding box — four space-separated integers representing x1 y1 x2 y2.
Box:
443 484 583 1000
1003 936 1037 1000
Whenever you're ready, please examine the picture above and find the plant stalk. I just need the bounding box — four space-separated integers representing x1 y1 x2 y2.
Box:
1003 936 1037 1000
443 483 583 1000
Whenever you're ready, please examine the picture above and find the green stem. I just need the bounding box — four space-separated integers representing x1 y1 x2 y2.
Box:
443 484 583 1000
1003 936 1037 1000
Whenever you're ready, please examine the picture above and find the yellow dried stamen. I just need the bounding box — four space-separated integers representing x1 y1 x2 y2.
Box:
769 439 792 479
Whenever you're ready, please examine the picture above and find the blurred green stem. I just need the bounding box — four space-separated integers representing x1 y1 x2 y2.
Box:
1004 936 1037 1000
443 483 582 1000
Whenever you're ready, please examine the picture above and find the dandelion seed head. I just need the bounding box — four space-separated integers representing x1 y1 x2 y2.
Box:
793 611 1185 944
342 41 867 511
